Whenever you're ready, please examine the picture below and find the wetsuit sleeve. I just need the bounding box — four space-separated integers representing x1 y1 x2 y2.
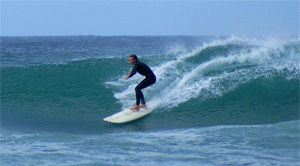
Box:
128 63 138 78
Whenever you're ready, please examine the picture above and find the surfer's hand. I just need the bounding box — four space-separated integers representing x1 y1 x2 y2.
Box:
129 70 132 74
124 76 129 79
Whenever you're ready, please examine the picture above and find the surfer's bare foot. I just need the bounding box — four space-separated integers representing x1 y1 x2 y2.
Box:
140 104 147 108
130 105 140 111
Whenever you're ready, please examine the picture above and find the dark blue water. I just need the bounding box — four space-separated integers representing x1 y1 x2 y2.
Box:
1 36 299 165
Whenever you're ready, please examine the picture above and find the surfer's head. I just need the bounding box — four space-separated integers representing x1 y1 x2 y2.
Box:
129 54 138 65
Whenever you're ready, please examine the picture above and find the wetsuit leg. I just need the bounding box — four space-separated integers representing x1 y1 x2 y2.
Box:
135 77 156 105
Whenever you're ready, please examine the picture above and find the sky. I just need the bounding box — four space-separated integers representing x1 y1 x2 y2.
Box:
0 0 299 36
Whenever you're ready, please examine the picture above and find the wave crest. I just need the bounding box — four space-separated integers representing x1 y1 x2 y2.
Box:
110 36 299 109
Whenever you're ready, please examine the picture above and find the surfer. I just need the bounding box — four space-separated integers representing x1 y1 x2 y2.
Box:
124 54 156 111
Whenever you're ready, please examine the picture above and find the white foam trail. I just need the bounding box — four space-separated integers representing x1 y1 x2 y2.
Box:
110 38 236 109
158 37 299 108
108 36 300 110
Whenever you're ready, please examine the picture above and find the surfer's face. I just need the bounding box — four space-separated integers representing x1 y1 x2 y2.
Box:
129 57 136 65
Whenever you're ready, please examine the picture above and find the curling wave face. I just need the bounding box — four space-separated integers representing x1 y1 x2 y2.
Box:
1 36 299 133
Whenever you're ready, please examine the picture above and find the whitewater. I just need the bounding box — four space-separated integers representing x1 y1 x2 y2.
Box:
1 36 299 165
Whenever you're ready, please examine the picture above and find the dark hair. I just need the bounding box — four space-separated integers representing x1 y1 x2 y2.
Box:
129 54 138 61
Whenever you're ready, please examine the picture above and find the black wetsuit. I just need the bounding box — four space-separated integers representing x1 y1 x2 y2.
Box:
129 61 156 105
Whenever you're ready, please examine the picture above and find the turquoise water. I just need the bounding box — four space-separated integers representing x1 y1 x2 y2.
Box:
1 120 299 166
1 36 299 165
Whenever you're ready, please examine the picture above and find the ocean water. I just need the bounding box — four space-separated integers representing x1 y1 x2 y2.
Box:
1 36 299 165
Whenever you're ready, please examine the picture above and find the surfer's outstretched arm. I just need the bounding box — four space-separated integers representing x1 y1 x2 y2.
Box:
124 63 137 79
128 64 137 78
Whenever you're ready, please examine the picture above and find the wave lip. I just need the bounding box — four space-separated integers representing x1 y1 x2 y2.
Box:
1 36 299 132
111 36 299 110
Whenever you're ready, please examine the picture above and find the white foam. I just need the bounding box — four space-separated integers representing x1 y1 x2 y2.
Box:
109 36 299 110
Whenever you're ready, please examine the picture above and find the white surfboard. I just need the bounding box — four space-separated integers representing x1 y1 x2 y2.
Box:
103 106 154 123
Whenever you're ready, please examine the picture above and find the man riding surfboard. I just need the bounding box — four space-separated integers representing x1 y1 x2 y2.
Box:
124 54 156 111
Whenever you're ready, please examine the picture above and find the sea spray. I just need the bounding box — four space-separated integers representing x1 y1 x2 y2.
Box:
1 36 299 166
1 36 299 132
